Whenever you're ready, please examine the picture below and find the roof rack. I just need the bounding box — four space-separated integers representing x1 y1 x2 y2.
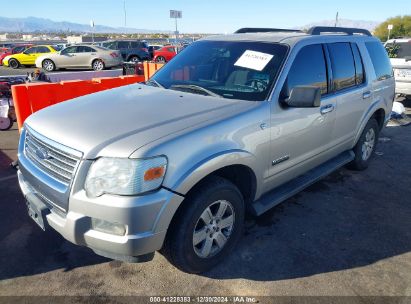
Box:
235 28 303 34
307 26 372 36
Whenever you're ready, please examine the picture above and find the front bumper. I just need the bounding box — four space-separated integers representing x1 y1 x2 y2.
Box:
18 169 184 261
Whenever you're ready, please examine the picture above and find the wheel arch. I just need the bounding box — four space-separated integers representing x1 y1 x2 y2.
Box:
353 107 386 146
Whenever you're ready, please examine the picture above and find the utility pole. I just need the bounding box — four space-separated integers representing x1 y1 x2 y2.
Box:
387 24 393 41
123 0 127 27
335 12 339 27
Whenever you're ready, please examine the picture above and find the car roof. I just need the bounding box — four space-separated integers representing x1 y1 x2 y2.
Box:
201 27 379 47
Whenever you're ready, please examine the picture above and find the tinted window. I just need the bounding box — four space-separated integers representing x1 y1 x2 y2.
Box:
284 44 327 96
130 41 141 48
328 43 356 91
385 41 411 58
78 46 94 53
103 42 117 49
118 41 130 49
24 47 38 54
167 47 176 53
351 43 365 85
12 46 26 54
61 46 78 54
366 41 393 81
37 46 51 53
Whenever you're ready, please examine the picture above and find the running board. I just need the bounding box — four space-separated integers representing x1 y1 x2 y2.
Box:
251 150 355 216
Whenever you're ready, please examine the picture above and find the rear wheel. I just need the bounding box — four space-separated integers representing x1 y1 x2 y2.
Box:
42 59 55 72
8 59 19 69
92 59 105 71
162 177 244 273
348 118 379 171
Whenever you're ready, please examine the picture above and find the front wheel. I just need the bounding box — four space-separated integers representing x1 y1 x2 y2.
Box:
162 177 244 273
128 56 140 63
42 59 55 72
348 118 379 171
8 59 19 69
92 59 105 71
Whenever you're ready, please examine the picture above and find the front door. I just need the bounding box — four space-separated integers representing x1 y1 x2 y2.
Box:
266 44 336 190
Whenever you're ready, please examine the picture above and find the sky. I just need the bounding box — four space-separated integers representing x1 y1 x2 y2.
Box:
3 0 410 33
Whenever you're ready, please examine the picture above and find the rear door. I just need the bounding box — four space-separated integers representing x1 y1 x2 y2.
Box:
75 46 95 67
328 42 370 150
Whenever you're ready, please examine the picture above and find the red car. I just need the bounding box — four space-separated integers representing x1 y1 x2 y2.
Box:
153 46 177 63
0 44 33 65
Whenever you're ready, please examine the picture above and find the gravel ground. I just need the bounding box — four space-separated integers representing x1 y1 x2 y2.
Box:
0 99 410 302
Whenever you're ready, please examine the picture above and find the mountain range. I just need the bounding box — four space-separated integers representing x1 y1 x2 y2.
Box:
0 16 381 34
0 16 170 34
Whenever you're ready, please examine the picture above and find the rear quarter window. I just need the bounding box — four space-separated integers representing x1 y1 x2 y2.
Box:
365 41 393 81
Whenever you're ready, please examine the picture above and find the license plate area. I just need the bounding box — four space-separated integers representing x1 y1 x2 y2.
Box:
26 194 50 231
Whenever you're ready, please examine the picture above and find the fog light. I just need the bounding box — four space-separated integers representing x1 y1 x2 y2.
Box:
91 218 126 236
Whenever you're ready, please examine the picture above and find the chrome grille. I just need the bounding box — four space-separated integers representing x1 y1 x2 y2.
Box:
24 128 82 185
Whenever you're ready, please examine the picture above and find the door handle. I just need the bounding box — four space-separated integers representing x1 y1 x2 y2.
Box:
363 91 371 99
320 104 334 115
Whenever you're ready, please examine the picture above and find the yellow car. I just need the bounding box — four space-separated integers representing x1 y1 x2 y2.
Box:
3 45 57 69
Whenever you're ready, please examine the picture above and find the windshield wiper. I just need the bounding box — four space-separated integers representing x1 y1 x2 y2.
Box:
169 84 222 98
146 78 164 88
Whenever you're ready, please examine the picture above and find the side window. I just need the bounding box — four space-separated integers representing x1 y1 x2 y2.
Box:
37 46 51 53
168 47 176 53
61 46 78 54
104 42 117 49
13 46 25 54
78 46 94 53
365 41 393 81
351 43 365 85
284 44 328 96
118 41 130 49
25 47 38 54
130 41 139 48
327 43 356 91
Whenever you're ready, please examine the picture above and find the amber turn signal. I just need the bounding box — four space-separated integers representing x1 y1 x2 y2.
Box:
144 166 166 181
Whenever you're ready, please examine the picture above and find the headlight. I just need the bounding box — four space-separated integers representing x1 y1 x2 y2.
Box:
85 156 167 197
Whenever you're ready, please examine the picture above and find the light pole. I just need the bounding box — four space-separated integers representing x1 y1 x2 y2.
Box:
387 24 393 41
123 0 127 27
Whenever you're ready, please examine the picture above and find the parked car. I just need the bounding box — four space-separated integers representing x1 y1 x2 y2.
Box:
385 38 411 99
17 27 394 273
101 40 150 62
35 45 122 71
153 45 177 63
3 45 57 69
148 45 162 59
0 44 33 65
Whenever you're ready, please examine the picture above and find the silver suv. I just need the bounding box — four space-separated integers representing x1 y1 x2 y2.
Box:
17 27 394 273
385 38 411 98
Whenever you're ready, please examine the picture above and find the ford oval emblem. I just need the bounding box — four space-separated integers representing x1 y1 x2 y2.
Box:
36 147 51 160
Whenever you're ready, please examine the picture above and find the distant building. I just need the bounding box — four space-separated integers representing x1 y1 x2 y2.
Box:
66 35 108 44
0 33 11 41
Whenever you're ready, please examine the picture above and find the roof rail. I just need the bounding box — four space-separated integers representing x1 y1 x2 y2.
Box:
235 28 303 34
307 26 372 36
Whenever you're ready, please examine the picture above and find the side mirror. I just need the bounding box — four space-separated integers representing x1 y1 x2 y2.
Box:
282 86 321 108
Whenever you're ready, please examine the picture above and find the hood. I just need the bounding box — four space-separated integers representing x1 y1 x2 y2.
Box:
25 84 257 159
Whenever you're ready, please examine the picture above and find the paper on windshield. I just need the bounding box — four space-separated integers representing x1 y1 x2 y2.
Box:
234 50 274 71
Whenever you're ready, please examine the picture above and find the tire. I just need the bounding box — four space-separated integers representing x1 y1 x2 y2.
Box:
162 176 244 273
0 115 13 130
42 59 55 72
348 118 379 171
155 56 166 63
128 56 140 63
92 59 105 71
8 59 19 69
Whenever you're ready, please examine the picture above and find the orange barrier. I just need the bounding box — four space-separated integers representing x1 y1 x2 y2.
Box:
12 75 145 131
143 62 165 81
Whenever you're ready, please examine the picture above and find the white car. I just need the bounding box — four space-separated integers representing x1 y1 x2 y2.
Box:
385 38 411 98
35 45 123 71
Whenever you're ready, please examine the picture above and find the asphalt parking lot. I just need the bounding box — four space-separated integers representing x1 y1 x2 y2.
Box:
0 100 410 301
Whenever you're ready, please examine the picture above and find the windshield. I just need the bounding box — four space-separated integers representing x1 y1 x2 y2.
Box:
150 40 288 101
385 41 411 58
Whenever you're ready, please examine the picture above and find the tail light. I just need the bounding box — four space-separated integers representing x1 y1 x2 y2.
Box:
141 48 148 53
